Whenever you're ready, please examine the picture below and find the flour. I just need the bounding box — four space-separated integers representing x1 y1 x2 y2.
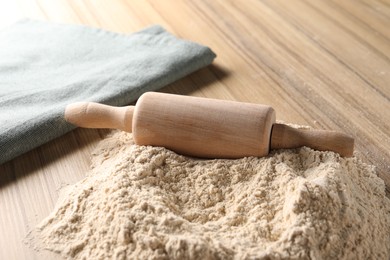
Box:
36 131 390 259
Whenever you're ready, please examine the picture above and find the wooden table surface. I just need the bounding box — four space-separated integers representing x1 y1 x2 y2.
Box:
0 1 389 259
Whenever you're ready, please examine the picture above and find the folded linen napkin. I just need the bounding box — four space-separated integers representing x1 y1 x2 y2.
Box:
0 19 216 165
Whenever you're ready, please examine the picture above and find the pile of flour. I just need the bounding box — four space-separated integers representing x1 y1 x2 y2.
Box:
36 131 390 259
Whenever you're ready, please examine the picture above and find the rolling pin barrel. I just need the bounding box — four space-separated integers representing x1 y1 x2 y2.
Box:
133 92 276 158
64 92 354 158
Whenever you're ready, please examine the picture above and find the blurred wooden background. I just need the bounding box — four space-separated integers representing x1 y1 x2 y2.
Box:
0 0 389 259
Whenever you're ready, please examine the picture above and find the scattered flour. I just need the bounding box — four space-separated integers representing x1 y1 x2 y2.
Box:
35 131 390 259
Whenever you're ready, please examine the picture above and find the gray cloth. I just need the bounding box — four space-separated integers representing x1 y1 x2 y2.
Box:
0 19 216 165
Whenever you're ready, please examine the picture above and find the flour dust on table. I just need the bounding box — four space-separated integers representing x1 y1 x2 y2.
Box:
33 131 390 259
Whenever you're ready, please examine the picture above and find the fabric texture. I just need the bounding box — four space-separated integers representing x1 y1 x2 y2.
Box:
0 19 216 165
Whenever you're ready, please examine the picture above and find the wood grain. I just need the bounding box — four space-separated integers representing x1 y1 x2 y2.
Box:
0 0 389 259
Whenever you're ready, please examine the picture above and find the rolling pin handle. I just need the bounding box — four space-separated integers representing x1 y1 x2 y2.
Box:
65 102 134 132
270 123 354 157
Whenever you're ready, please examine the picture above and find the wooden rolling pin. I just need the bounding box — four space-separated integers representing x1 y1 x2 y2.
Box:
65 92 354 158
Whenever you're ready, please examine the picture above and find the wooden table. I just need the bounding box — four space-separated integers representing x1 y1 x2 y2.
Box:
1 1 389 259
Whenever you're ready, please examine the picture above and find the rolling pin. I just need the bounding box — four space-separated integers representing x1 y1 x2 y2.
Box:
64 92 354 158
